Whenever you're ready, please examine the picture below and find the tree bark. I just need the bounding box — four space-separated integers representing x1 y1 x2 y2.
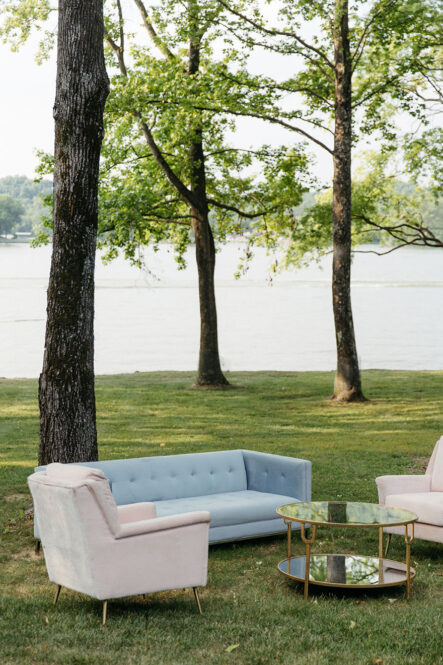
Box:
331 0 365 402
188 9 228 387
191 205 228 386
39 0 109 464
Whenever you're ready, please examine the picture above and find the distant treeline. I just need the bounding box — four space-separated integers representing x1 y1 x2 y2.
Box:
394 182 443 240
0 175 441 240
0 175 51 237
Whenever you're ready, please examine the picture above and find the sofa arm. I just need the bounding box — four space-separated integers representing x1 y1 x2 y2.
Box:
376 475 431 504
117 502 157 524
115 510 211 539
242 450 311 501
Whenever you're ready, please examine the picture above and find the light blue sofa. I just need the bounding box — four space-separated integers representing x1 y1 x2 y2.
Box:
34 449 311 544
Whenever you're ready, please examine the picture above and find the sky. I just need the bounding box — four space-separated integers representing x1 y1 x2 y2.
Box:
0 38 56 179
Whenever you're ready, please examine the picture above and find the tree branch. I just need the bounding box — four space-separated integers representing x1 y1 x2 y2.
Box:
404 87 442 104
352 75 400 107
207 197 278 218
132 0 175 60
351 0 398 72
218 69 334 109
215 0 334 70
142 216 192 226
218 21 334 81
105 18 127 76
205 148 268 158
192 104 334 155
353 213 443 249
117 0 125 58
136 114 201 211
105 10 200 213
151 198 182 209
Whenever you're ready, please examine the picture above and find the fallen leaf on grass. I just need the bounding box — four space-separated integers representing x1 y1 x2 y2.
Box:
225 644 240 653
349 620 356 629
373 658 383 664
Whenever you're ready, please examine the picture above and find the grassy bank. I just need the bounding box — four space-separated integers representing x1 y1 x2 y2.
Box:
1 370 442 665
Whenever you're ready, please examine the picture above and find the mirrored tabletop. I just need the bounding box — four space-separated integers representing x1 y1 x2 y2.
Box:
276 501 417 527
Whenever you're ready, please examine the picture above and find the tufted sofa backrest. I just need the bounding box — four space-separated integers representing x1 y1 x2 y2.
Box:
36 450 248 504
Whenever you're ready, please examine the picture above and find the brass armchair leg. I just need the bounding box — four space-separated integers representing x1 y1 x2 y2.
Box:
193 587 203 615
53 585 62 606
102 600 108 626
384 533 392 557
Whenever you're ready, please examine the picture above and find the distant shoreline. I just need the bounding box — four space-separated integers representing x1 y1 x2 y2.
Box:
0 236 33 244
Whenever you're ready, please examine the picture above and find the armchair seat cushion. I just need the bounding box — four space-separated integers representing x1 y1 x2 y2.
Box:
155 490 300 528
385 492 443 527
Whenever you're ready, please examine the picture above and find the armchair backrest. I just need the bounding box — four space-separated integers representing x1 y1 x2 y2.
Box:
427 436 443 491
28 464 120 597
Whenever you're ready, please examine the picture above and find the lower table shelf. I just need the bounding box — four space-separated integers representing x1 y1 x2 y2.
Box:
278 554 416 589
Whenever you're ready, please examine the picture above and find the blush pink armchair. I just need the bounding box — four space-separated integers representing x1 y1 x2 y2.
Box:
28 463 210 624
376 436 443 551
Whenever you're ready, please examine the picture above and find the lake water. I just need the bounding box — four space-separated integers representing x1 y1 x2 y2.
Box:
0 242 442 378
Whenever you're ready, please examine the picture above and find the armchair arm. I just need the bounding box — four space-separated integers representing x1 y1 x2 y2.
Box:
242 450 311 501
117 502 157 524
115 510 210 539
376 475 431 504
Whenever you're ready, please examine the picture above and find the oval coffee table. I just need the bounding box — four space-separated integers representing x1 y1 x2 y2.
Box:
276 501 417 600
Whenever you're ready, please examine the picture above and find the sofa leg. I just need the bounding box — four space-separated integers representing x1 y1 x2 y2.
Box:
193 587 203 615
53 585 62 606
384 533 392 557
35 539 41 554
102 600 108 626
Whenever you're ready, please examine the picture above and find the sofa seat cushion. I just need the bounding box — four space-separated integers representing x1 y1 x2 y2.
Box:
385 492 443 527
155 490 300 527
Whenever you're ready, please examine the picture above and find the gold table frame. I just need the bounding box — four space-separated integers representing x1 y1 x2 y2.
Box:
276 501 417 600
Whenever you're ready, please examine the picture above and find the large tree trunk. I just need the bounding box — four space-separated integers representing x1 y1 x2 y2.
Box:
38 0 109 464
331 0 365 402
188 12 228 387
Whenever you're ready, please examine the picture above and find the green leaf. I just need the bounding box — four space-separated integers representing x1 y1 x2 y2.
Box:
225 644 240 653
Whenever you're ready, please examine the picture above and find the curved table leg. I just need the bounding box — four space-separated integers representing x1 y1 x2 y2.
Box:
300 523 316 600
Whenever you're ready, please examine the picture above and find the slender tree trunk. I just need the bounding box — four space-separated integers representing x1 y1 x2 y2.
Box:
38 0 109 464
191 205 228 386
188 11 228 387
331 0 365 402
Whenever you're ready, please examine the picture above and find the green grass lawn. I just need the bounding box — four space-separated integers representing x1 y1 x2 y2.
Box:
1 370 442 665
